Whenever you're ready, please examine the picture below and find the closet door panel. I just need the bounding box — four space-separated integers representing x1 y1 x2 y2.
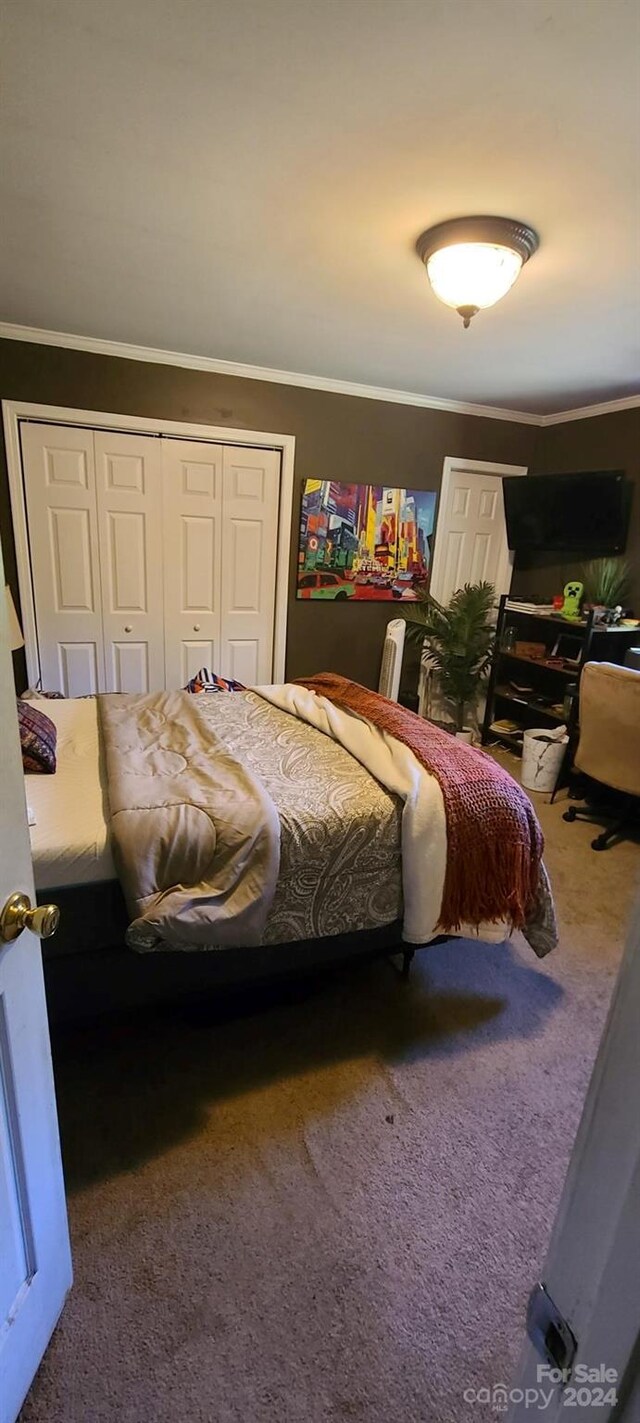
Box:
106 512 148 613
161 440 223 688
221 447 280 684
111 641 149 695
225 639 259 686
94 432 164 693
48 507 95 612
181 640 216 686
20 423 105 694
58 642 101 698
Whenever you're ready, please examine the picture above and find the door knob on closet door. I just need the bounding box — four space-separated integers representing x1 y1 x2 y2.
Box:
124 624 132 633
193 624 201 631
0 892 60 943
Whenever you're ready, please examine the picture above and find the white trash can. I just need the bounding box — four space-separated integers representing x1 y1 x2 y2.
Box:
521 728 568 793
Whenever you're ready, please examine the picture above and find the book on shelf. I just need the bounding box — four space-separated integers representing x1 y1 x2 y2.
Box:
505 600 558 616
489 719 523 737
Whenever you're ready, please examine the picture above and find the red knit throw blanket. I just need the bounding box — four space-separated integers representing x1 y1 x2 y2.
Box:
295 674 544 934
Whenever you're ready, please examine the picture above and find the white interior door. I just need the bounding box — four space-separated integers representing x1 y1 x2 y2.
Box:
161 438 224 688
429 457 527 606
94 431 165 693
509 894 640 1421
0 568 72 1422
21 423 105 695
221 445 280 684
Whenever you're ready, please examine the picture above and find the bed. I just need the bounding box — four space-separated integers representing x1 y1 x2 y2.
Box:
27 697 115 891
25 685 557 1022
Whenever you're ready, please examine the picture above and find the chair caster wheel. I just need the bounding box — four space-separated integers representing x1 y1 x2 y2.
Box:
592 835 607 851
563 807 578 822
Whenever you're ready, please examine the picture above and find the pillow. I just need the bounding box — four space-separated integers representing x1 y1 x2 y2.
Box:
184 667 246 694
17 699 57 774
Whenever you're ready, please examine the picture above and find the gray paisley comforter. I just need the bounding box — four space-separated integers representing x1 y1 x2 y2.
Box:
100 689 556 957
197 691 403 945
99 689 403 952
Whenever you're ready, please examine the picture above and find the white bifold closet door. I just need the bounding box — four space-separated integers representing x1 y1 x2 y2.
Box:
21 423 281 695
21 422 106 695
218 444 281 685
161 439 280 687
22 423 165 695
161 439 224 689
94 430 164 694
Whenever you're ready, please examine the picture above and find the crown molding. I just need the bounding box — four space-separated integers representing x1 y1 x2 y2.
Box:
0 322 540 425
0 322 637 427
538 394 640 426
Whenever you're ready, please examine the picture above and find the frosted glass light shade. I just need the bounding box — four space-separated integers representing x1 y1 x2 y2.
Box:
415 217 539 327
426 243 523 312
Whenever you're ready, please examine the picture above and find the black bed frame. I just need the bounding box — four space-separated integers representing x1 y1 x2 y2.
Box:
40 883 420 1026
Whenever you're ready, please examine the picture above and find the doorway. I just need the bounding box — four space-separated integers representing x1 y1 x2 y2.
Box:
429 456 527 606
419 456 527 720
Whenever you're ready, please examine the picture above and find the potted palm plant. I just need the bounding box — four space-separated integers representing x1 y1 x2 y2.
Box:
402 580 496 739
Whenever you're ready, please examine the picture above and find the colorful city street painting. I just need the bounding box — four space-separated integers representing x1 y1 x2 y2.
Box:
297 480 437 601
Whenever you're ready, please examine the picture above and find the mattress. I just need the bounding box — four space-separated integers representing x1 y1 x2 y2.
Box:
26 698 116 890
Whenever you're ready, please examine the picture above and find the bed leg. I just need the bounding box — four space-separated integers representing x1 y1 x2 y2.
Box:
401 948 415 980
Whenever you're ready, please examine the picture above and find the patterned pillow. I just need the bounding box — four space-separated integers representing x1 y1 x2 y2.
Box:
17 699 57 774
184 667 246 694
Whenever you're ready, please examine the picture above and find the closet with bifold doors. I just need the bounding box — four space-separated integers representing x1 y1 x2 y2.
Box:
20 422 281 696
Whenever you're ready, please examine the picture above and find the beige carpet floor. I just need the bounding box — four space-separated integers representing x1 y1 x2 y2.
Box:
21 771 639 1423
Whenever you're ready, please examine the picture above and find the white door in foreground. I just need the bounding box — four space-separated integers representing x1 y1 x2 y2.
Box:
0 576 71 1422
429 456 527 606
507 895 640 1421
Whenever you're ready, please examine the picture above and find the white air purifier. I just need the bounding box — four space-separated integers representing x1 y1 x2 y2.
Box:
378 618 406 701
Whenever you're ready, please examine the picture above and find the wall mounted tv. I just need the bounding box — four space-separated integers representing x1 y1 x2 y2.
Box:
502 471 630 553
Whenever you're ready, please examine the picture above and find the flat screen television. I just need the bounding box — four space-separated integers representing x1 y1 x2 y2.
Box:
502 471 630 553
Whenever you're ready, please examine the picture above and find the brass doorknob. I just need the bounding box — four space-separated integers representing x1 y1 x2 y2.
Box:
0 892 60 943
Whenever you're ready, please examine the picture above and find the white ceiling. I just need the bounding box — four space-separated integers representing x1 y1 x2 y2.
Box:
2 0 639 415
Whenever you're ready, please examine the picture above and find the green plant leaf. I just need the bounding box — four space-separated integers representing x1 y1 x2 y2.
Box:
401 580 497 730
582 557 631 608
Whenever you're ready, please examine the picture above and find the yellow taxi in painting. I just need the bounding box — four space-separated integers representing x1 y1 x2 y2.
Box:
297 571 355 600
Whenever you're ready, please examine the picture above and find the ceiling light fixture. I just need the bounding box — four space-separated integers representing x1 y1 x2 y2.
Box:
416 216 539 328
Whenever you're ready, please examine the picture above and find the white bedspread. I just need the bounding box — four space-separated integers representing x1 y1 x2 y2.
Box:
25 698 116 890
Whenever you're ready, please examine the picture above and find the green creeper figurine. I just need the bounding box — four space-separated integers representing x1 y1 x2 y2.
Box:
562 579 583 621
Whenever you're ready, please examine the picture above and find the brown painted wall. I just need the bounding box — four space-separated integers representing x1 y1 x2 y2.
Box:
0 338 536 689
511 408 640 611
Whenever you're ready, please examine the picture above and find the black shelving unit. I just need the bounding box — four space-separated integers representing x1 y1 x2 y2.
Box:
482 597 639 781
